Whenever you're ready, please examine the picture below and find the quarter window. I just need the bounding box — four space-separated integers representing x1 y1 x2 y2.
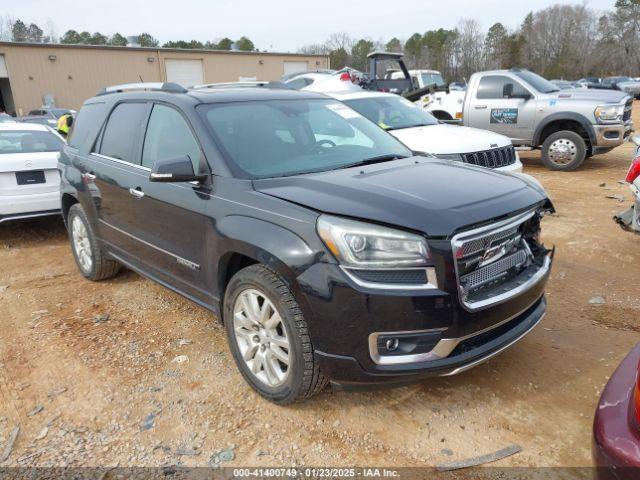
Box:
477 75 529 99
141 104 202 170
99 103 148 164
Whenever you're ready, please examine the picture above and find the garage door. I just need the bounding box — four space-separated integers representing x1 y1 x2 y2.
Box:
283 61 308 76
165 59 204 87
0 55 8 78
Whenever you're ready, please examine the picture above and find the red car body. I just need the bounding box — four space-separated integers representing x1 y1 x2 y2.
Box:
593 343 640 479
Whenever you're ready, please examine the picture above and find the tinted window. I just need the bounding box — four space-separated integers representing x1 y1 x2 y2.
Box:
345 95 438 130
419 73 445 87
477 75 530 99
199 99 410 179
286 77 313 90
68 102 108 149
142 104 201 170
0 131 63 154
513 70 559 93
98 103 147 164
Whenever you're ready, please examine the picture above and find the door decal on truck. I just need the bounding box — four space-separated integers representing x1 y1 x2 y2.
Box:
490 108 518 124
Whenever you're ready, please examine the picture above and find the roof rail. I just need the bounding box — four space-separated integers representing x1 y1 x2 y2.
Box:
192 81 292 90
96 82 188 96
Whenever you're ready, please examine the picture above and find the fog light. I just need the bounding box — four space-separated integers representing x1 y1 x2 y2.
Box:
385 338 400 352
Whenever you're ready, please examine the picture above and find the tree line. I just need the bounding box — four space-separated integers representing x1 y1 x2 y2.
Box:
2 1 640 79
299 1 640 81
0 17 256 51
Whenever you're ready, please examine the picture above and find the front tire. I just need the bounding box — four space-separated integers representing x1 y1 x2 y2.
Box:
67 204 119 281
541 130 587 171
224 264 327 404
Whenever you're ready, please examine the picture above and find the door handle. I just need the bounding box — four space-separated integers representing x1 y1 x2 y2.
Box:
474 105 488 110
129 187 145 199
81 172 96 184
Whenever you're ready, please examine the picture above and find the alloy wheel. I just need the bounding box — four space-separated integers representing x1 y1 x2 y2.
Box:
71 216 93 273
232 288 291 387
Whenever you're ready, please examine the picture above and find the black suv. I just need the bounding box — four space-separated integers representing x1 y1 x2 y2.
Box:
59 82 554 404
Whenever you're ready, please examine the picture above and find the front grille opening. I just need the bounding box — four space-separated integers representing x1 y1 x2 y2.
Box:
462 145 516 169
454 211 548 307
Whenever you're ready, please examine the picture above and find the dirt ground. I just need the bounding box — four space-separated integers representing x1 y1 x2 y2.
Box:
1 107 639 474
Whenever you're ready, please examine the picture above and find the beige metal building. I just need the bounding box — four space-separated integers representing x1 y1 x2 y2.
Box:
0 42 329 115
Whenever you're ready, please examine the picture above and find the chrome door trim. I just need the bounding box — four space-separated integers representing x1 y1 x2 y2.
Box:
99 219 200 270
91 153 151 172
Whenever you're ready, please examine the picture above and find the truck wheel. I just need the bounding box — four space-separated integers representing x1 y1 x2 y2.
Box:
541 131 587 171
223 264 327 404
67 204 120 281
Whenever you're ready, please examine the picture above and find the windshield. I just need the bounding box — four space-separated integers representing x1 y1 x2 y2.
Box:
344 95 438 131
200 99 411 179
617 77 633 83
514 70 559 93
0 131 63 154
420 73 445 87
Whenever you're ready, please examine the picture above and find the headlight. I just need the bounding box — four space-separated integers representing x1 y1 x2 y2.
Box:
317 215 431 268
595 104 624 123
433 153 464 162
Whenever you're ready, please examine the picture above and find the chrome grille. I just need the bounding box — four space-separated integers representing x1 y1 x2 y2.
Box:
462 145 516 169
460 249 528 294
453 210 536 307
623 99 633 122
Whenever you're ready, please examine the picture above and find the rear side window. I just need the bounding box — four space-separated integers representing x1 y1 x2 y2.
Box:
477 75 528 99
141 104 201 170
98 103 147 164
0 131 63 154
286 77 313 90
68 102 108 149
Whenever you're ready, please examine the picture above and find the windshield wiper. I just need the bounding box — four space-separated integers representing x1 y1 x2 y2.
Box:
336 154 410 170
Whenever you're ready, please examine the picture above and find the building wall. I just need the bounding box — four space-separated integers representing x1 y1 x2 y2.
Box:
0 43 329 115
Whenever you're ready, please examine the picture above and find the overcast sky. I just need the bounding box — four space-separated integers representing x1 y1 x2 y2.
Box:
6 0 616 52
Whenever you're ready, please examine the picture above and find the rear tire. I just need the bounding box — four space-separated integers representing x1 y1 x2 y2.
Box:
223 264 327 404
67 204 119 281
541 130 587 171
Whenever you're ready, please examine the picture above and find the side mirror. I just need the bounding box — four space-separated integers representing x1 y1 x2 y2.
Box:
66 116 73 127
149 154 207 183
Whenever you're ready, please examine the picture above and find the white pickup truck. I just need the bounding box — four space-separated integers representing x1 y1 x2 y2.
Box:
389 69 466 123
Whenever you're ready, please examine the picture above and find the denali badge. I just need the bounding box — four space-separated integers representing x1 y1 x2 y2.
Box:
176 257 200 271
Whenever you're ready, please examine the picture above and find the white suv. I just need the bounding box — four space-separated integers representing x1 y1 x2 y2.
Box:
0 123 64 223
328 91 523 172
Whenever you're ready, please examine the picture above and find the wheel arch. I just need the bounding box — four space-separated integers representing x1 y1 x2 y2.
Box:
430 110 453 121
60 193 79 228
215 216 320 324
533 113 595 147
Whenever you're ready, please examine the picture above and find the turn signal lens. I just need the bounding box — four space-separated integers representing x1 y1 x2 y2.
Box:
626 156 640 184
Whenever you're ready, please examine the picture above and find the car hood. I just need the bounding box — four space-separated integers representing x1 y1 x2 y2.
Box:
617 81 640 90
253 157 548 237
389 124 511 155
551 89 629 103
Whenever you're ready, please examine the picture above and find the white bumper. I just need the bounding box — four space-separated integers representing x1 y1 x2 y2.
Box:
496 153 523 173
0 191 61 222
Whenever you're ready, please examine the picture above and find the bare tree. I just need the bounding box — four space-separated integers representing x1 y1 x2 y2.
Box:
456 18 485 79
